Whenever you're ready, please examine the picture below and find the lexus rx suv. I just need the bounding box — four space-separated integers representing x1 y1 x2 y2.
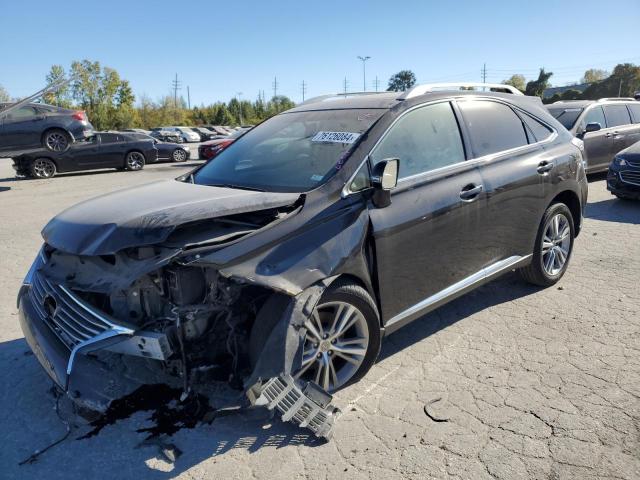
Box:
546 98 640 173
17 85 588 435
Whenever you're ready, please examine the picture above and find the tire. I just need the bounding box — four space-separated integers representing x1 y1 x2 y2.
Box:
249 279 381 392
125 151 145 171
172 148 187 162
30 158 57 179
42 129 71 153
519 203 575 287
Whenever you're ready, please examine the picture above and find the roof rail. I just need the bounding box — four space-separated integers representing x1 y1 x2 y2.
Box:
597 97 636 102
300 91 389 105
402 82 524 99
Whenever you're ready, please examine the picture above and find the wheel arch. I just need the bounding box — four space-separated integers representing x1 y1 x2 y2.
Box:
41 127 74 144
548 190 582 237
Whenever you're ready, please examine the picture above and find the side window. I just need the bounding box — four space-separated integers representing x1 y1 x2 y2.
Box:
581 106 607 130
457 100 528 157
603 105 632 127
627 104 640 124
349 163 371 192
521 114 554 143
100 134 117 144
370 102 465 179
9 106 37 120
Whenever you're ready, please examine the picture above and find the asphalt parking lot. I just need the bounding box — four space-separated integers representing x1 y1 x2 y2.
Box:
0 158 638 480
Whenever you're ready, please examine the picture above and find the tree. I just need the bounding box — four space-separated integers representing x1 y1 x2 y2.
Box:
560 89 582 101
387 70 416 92
525 68 553 97
581 63 640 99
581 69 608 84
502 74 526 92
0 84 9 102
43 65 72 107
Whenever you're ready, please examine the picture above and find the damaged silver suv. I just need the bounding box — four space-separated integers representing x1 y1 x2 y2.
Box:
18 83 588 437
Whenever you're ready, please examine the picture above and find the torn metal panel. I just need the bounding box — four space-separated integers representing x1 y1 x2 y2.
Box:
42 179 301 256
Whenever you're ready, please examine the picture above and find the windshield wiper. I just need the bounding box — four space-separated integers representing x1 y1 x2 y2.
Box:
205 183 266 192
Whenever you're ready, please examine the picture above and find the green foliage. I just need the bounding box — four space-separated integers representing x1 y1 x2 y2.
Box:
0 84 10 102
43 65 72 107
502 74 526 92
525 68 553 97
387 70 416 92
581 68 608 84
581 63 640 99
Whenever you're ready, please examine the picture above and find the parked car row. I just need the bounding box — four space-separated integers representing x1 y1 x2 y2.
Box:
12 131 189 178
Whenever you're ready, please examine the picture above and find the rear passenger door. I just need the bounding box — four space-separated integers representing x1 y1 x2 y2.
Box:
455 99 551 267
1 106 43 148
96 133 128 166
367 101 485 327
603 104 640 153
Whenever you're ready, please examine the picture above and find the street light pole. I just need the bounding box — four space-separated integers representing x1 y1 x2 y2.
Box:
357 56 371 91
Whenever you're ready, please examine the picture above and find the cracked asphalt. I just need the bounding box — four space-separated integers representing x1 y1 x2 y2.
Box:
0 156 638 480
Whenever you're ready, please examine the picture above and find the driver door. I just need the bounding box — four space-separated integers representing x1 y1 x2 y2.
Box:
367 101 485 329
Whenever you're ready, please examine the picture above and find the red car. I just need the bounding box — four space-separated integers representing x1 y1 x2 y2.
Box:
197 129 247 160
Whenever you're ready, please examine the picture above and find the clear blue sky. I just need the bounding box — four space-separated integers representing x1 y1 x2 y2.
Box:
1 0 638 105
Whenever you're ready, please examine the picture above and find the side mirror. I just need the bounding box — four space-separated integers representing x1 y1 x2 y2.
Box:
371 158 399 208
585 122 601 133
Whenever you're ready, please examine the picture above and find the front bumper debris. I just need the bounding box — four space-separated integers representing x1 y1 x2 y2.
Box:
249 375 339 439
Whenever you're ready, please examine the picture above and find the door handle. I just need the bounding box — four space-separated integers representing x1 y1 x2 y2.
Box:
459 184 483 201
537 161 554 174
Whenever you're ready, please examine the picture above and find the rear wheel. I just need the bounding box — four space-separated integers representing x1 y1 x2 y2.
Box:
125 151 145 171
42 129 70 153
30 158 57 178
250 279 381 392
519 203 575 287
172 148 187 162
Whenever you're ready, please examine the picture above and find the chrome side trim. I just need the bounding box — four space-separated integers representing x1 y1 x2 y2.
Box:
385 255 531 330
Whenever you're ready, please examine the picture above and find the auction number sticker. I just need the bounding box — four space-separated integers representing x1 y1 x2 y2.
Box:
311 131 361 144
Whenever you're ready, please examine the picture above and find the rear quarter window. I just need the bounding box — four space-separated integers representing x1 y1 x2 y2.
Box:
458 100 529 157
603 105 632 127
627 104 640 123
521 113 554 143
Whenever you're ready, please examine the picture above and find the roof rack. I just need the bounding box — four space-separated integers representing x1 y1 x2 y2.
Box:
301 91 389 105
402 82 524 99
597 97 636 102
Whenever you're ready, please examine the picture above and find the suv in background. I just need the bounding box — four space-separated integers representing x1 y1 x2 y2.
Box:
546 98 640 173
0 102 94 157
18 83 587 436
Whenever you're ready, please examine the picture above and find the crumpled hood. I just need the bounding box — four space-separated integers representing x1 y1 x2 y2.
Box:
42 179 300 256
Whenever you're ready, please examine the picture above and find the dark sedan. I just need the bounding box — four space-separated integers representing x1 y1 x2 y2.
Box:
607 140 640 199
12 131 157 178
0 102 94 157
127 133 190 163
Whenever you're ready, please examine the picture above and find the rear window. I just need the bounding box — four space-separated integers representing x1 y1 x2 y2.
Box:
546 107 583 130
458 100 529 157
629 103 640 123
603 105 632 127
521 114 554 143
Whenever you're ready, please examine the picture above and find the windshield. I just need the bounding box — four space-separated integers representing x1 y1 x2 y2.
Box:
546 107 584 130
193 109 384 192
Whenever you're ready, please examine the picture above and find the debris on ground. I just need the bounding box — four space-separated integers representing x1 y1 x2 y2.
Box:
423 397 450 423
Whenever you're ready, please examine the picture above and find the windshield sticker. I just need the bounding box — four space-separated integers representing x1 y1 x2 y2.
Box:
310 174 324 181
311 131 361 144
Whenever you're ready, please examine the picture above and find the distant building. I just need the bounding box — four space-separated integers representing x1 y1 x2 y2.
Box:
543 82 591 99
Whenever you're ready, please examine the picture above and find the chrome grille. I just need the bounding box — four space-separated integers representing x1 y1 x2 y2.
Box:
29 271 113 350
626 159 640 168
620 170 640 186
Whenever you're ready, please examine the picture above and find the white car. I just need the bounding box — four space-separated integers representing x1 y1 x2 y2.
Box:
163 126 201 143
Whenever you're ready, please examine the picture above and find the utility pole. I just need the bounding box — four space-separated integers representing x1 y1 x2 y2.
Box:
481 63 487 83
272 76 279 99
343 77 349 95
187 86 191 110
357 56 371 91
171 73 182 122
301 80 307 102
618 79 623 97
372 76 380 92
236 92 243 125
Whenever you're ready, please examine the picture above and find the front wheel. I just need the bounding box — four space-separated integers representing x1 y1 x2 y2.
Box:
250 279 381 393
30 158 57 178
172 148 187 162
125 151 145 171
519 203 575 287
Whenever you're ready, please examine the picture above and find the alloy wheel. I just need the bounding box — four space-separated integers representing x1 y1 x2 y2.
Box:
541 213 571 276
173 149 187 162
45 131 68 152
32 159 55 178
296 301 370 392
127 152 144 170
